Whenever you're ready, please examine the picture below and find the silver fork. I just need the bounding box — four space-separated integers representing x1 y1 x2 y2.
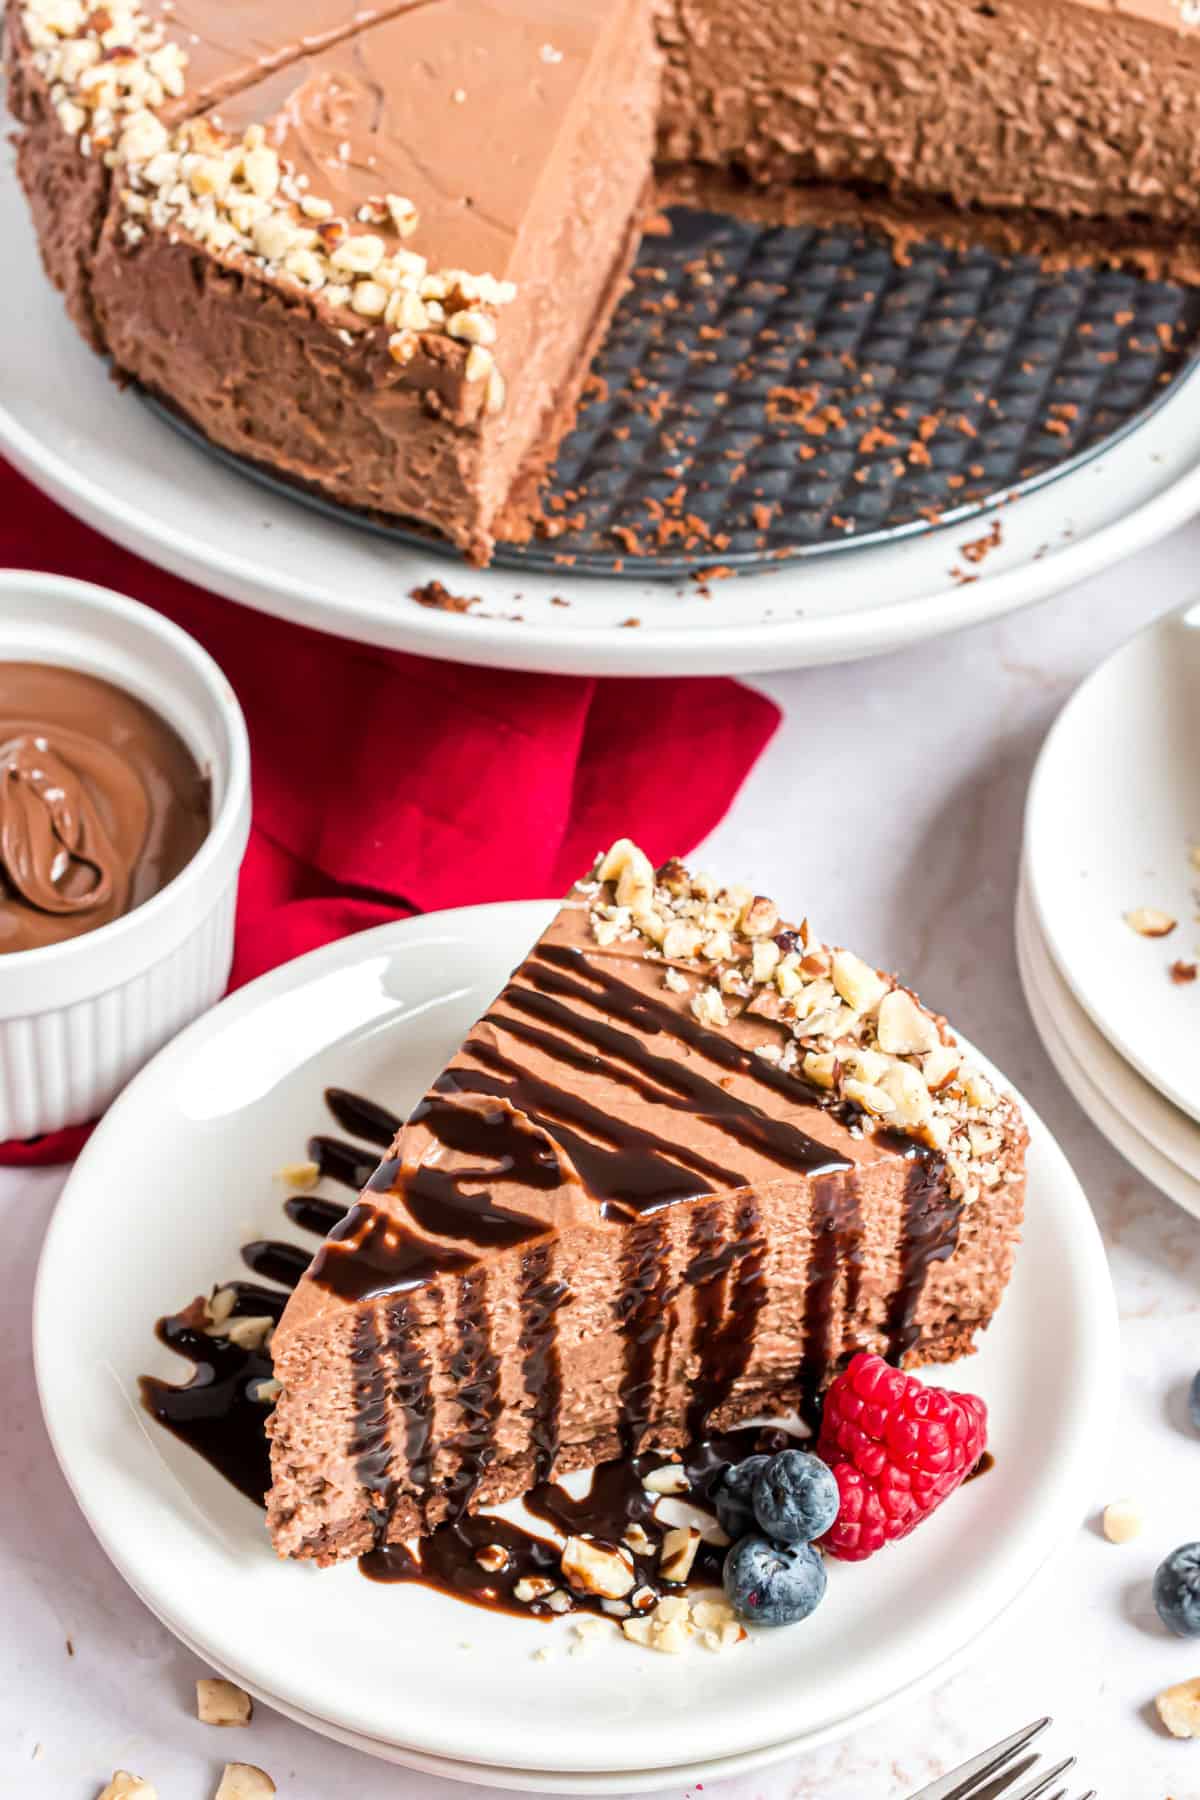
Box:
906 1719 1096 1800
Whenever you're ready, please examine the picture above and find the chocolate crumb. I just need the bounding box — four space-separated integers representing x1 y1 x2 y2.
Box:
410 580 481 614
959 518 1003 565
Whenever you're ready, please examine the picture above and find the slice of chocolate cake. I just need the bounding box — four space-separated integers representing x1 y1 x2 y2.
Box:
5 0 427 344
87 0 658 560
266 842 1026 1565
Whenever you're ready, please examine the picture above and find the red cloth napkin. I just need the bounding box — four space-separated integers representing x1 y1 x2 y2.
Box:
0 462 780 1164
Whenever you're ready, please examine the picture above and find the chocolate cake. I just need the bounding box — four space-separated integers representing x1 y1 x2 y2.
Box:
9 0 1200 560
265 842 1026 1564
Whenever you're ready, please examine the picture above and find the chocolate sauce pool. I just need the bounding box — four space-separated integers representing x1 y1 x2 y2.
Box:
141 1085 987 1618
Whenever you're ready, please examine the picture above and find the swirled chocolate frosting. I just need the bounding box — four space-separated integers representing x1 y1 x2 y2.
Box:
0 664 210 953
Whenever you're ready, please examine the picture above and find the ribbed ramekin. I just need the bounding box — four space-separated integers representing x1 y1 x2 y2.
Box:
0 570 251 1140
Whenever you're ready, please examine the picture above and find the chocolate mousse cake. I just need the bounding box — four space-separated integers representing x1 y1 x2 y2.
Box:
9 0 1200 559
265 841 1026 1564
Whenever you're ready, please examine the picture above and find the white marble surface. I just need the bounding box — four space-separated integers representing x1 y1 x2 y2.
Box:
5 529 1200 1799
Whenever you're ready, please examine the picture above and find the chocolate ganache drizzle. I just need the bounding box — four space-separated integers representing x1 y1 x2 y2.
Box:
0 664 209 954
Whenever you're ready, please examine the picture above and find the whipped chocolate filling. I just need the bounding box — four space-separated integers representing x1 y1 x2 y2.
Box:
140 1081 988 1617
0 664 210 954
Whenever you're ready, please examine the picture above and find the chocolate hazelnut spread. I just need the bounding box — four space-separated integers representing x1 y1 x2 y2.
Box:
0 664 210 954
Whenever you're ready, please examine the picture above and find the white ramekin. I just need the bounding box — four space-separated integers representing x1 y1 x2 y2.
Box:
0 570 251 1140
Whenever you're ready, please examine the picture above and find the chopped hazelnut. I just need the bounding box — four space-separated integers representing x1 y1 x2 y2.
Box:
642 1463 689 1496
97 1778 157 1800
1125 907 1177 938
1101 1499 1143 1545
659 1525 701 1583
275 1160 318 1190
831 949 888 1015
196 1678 252 1726
1157 1677 1200 1738
876 988 940 1055
740 894 780 938
213 1768 276 1800
513 1575 556 1604
224 1315 275 1351
561 1536 636 1600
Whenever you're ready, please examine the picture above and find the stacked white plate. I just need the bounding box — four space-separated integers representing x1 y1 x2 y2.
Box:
1020 598 1200 1219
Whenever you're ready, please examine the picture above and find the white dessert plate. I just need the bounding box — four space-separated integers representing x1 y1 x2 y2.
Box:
137 1572 1047 1795
1024 596 1200 1124
1016 875 1200 1222
6 122 1200 677
35 903 1118 1779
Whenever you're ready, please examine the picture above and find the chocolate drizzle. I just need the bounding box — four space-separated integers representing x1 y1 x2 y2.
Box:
362 1427 796 1619
447 1052 727 1214
351 1309 393 1538
325 1087 401 1147
797 1170 863 1413
684 1197 768 1436
240 1237 312 1290
615 1220 671 1454
444 1270 502 1515
885 1149 964 1363
139 1280 288 1503
387 1295 434 1523
516 946 853 1180
518 1244 567 1484
310 1200 477 1302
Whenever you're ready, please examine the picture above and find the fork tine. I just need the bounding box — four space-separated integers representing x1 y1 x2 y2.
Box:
907 1720 1052 1800
1002 1759 1076 1800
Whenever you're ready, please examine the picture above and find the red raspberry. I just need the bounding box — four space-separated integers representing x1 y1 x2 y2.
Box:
817 1353 987 1562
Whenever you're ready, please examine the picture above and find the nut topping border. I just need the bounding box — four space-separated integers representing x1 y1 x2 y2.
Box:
584 840 1020 1204
18 0 515 405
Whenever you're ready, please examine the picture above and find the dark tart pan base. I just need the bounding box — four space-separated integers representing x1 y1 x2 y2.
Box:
143 205 1200 581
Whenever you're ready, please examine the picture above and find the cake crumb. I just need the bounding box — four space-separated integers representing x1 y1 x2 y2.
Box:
959 518 1003 565
410 580 481 614
1170 960 1198 985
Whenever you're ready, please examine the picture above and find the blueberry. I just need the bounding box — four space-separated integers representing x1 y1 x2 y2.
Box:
752 1449 840 1545
1189 1370 1200 1433
713 1454 770 1540
722 1534 827 1628
1154 1543 1200 1637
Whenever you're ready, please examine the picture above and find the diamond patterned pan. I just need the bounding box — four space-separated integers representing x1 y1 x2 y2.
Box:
145 206 1200 580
